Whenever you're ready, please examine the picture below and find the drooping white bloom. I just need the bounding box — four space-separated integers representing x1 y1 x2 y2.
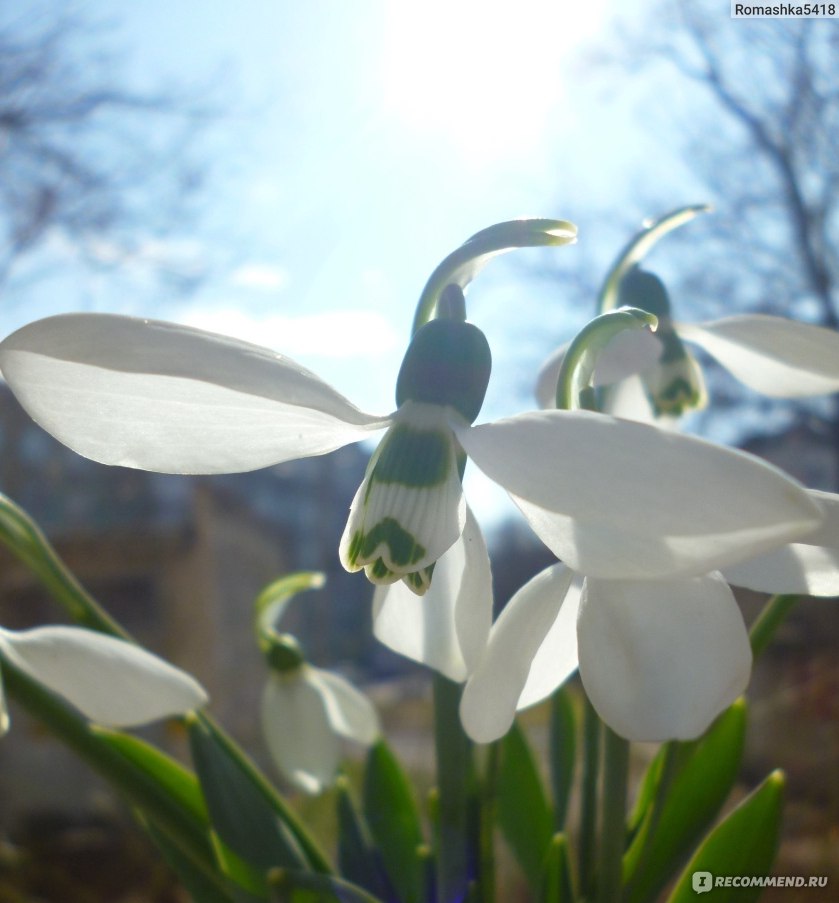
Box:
460 487 839 745
261 662 379 794
536 268 839 417
254 574 380 794
0 313 823 600
0 624 208 734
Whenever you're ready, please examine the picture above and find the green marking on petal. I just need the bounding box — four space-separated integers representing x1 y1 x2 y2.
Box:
365 424 451 498
347 518 427 571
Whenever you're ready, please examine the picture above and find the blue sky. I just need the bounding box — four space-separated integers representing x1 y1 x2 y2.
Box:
9 0 712 523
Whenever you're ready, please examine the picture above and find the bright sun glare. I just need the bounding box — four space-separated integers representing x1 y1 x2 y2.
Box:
381 0 606 165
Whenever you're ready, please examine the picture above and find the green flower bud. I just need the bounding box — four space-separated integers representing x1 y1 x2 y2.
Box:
263 633 305 673
617 266 672 320
396 316 491 424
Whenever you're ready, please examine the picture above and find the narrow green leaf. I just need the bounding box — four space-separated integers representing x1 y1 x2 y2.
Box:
3 661 218 881
549 684 576 831
362 740 425 903
93 727 208 823
666 771 785 903
336 778 395 900
597 205 711 314
0 492 128 636
268 868 387 903
189 717 308 875
537 834 575 903
145 820 237 903
624 700 748 903
497 722 553 886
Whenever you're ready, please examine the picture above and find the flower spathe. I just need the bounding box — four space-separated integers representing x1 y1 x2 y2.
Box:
460 487 839 745
0 624 208 734
0 313 825 597
261 663 379 794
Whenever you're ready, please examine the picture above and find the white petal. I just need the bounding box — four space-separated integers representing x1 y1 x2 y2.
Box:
535 344 566 409
340 403 466 588
723 488 839 596
460 564 575 744
261 668 340 793
307 668 380 745
578 574 751 742
602 375 659 423
458 410 822 579
0 314 388 473
0 626 207 726
723 544 839 596
534 332 662 410
0 668 8 735
678 315 839 397
518 575 582 709
372 507 492 680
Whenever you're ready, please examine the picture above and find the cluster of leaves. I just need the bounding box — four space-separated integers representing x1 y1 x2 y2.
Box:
0 490 787 903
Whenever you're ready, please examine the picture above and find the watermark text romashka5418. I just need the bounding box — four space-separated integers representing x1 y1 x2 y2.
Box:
731 2 838 15
693 871 829 893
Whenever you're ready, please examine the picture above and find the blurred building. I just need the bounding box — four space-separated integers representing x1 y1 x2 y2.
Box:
0 384 381 825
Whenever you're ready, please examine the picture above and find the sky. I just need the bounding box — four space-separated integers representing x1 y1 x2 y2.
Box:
6 0 713 524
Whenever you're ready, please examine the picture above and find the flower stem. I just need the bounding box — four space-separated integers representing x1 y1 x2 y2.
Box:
749 594 800 658
432 673 477 903
597 727 629 903
578 696 601 900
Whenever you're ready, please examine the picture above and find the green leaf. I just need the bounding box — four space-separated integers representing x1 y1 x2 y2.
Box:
666 771 785 903
432 674 478 903
537 833 575 903
624 700 748 903
146 821 238 903
362 740 425 903
0 492 128 636
93 727 208 823
597 205 711 315
189 717 309 878
268 868 387 903
336 778 394 901
413 218 577 333
497 722 553 886
549 688 576 832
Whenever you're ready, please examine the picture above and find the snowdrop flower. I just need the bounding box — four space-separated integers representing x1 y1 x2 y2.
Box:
0 624 208 734
463 310 839 745
0 310 824 600
261 647 380 795
536 266 839 418
461 486 839 745
255 575 379 793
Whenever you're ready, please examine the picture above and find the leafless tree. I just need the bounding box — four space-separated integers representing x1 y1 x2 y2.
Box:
0 7 213 292
575 1 839 484
620 2 839 326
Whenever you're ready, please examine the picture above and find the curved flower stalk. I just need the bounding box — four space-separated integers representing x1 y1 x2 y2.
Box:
463 312 839 745
0 624 207 734
254 573 379 793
